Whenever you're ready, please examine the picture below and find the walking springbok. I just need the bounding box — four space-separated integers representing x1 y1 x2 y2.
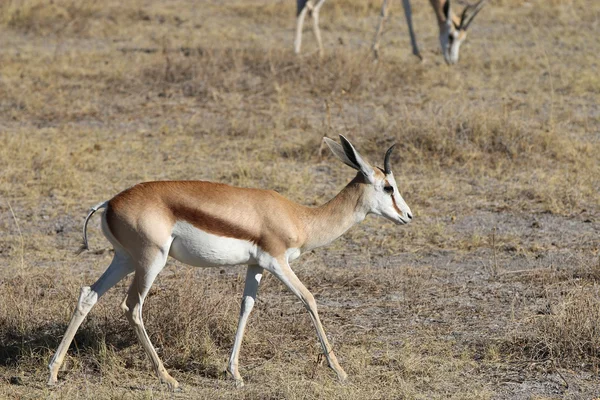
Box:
47 135 413 389
294 0 488 64
372 0 489 64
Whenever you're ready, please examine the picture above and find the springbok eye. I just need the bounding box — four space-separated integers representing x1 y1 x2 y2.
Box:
384 185 394 194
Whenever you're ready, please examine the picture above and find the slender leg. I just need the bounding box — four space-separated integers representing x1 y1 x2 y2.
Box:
311 0 327 57
295 0 312 54
372 0 392 60
401 0 422 59
267 258 347 382
121 248 179 390
227 265 263 387
48 250 134 385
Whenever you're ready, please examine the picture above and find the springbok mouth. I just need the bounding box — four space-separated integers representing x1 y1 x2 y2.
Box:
396 217 410 225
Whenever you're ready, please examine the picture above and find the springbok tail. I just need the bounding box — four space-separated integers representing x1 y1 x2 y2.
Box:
76 201 108 255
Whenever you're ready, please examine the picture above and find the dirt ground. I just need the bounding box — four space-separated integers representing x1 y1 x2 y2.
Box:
0 0 599 399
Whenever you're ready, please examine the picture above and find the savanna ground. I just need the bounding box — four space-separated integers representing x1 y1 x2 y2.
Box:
0 0 599 398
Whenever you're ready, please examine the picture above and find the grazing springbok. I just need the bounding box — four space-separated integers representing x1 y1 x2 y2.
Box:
47 135 413 389
372 0 489 64
294 0 488 64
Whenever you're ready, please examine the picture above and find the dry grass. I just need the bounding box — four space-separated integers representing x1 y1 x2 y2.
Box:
500 261 600 372
1 0 599 398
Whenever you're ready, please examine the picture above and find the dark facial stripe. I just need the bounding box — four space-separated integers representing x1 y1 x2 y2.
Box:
391 194 402 215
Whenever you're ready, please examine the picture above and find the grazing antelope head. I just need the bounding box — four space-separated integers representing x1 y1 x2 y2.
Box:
324 136 413 225
373 0 489 64
439 0 488 64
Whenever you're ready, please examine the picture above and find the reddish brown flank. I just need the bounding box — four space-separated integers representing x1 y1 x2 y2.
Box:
106 181 307 255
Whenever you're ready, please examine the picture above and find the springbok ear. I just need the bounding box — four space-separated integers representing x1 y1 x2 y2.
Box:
324 136 375 181
338 135 375 181
324 137 359 170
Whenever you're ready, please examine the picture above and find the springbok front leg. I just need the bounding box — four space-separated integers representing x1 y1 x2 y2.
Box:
267 257 347 382
48 250 134 385
227 265 263 387
402 0 423 59
121 246 180 390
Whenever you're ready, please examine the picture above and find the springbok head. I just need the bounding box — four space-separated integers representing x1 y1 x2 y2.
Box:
440 0 488 64
325 135 413 225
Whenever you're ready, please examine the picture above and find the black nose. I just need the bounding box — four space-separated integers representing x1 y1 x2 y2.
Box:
407 212 413 220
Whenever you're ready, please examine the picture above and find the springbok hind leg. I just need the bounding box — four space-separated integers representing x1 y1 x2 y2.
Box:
48 250 134 385
311 0 327 57
121 248 179 390
295 0 311 54
372 0 391 60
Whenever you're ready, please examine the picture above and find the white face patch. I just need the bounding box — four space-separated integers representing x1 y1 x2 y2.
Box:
169 221 258 267
440 27 465 65
366 174 412 225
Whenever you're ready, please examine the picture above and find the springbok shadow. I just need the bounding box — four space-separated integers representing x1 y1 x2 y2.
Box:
0 316 135 368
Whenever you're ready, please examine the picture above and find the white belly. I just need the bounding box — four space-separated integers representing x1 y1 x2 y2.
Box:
169 221 258 267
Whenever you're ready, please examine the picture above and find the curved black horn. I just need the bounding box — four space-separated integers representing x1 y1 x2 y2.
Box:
384 144 396 175
460 0 488 30
458 6 470 30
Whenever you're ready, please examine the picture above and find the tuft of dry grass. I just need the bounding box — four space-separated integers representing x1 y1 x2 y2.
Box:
1 0 103 36
501 261 600 372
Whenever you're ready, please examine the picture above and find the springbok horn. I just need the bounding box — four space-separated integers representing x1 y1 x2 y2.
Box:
460 0 488 30
384 144 396 175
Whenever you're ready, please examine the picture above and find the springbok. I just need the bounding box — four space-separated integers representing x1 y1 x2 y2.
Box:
47 135 413 389
372 0 489 64
294 0 488 64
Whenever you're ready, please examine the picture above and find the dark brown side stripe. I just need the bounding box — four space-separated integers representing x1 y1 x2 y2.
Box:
171 204 259 244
